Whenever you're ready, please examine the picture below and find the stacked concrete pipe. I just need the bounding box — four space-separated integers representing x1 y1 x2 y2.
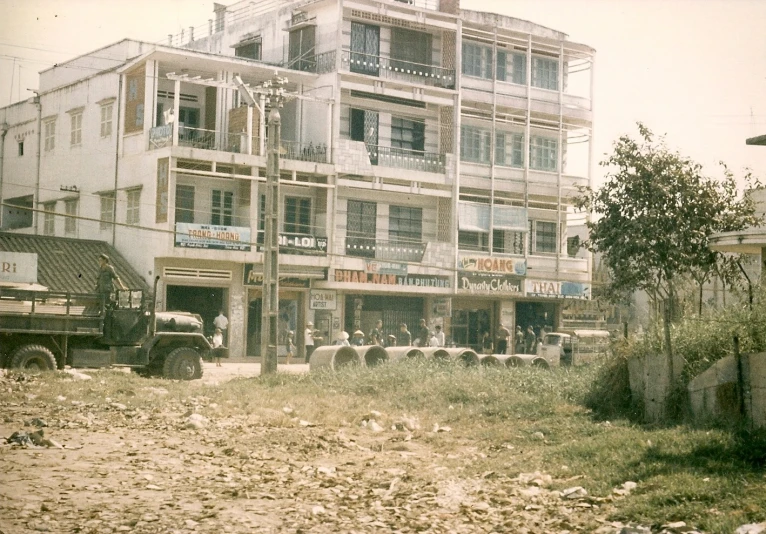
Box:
442 348 480 366
419 347 451 360
354 345 388 367
385 347 425 363
309 345 361 372
479 354 504 367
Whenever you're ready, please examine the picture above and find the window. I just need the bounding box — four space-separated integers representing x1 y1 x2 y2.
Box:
43 203 56 235
350 108 378 164
44 119 56 151
135 103 144 128
64 199 78 236
458 230 489 252
18 140 23 156
350 23 380 76
284 197 311 234
175 185 195 224
512 53 527 84
494 132 524 168
389 206 422 243
100 103 113 137
460 126 490 163
532 57 559 90
1 195 34 230
126 189 141 226
493 230 525 255
288 26 316 72
532 220 557 254
530 136 558 171
100 193 115 231
211 189 233 226
391 117 425 152
70 112 82 146
462 42 492 79
347 200 377 258
391 28 432 72
235 40 261 60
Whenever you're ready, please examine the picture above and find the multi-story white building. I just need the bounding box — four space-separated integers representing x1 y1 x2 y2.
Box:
0 0 595 358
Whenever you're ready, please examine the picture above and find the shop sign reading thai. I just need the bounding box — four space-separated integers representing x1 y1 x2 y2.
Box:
457 271 523 295
364 261 408 276
333 269 451 288
525 280 591 300
175 223 251 251
0 251 38 284
243 264 312 288
310 290 337 310
458 255 527 276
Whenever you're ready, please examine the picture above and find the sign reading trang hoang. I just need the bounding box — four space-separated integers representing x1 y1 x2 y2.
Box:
175 223 251 251
525 280 591 300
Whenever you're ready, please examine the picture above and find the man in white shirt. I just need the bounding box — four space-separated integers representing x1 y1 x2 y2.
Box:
213 310 228 345
304 321 315 363
434 325 446 347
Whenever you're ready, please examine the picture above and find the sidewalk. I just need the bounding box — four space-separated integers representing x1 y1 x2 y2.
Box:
200 361 309 385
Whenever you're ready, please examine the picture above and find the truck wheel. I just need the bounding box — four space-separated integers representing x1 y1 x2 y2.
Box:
10 345 57 372
163 347 203 380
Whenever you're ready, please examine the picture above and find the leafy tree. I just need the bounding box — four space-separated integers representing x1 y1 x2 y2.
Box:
575 124 761 377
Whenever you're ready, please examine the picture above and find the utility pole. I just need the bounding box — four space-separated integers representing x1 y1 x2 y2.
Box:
258 75 287 375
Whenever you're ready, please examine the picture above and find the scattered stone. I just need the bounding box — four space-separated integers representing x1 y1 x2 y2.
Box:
560 486 588 500
283 406 294 415
185 413 208 430
369 420 384 433
63 369 92 381
25 418 48 427
110 403 128 411
736 524 766 534
299 420 315 427
311 505 326 516
532 431 545 440
619 527 652 534
432 423 451 433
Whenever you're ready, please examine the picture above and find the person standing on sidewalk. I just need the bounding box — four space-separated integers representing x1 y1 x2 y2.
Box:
304 321 315 363
213 310 229 345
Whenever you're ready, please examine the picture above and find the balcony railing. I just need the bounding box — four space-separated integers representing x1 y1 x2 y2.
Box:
148 124 261 155
346 237 427 262
341 50 455 89
283 50 336 74
280 140 329 163
368 145 445 173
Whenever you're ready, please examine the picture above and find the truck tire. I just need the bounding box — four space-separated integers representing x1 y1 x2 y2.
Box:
163 347 203 380
10 345 57 372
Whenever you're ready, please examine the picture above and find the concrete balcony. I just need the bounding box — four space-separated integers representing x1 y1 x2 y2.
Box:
345 236 427 263
340 50 455 89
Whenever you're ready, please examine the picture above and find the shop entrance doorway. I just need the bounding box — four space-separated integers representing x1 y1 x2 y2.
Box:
166 285 226 337
451 308 491 352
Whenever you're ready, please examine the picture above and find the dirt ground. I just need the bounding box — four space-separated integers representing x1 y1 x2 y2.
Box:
0 364 647 534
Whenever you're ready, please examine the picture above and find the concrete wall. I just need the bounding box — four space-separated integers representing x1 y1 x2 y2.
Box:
688 352 766 429
627 352 684 422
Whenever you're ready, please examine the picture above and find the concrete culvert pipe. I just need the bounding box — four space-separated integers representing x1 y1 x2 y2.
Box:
479 354 503 367
531 357 551 369
354 345 388 367
419 347 450 360
385 347 425 363
309 346 361 372
442 348 480 366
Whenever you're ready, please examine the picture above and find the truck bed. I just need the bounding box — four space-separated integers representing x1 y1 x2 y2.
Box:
0 289 103 334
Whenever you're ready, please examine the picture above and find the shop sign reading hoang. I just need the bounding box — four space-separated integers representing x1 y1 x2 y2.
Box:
175 223 251 251
333 269 451 288
458 255 527 276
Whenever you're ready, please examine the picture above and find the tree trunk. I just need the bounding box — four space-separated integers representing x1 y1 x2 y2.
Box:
698 281 703 316
664 283 675 383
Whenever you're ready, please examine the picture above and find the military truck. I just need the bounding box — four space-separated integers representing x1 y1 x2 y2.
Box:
0 277 210 380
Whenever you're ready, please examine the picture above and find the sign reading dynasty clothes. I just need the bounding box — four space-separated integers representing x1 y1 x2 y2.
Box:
457 271 523 295
175 223 251 251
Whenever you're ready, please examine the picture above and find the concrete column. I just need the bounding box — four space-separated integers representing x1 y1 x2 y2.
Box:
172 79 180 146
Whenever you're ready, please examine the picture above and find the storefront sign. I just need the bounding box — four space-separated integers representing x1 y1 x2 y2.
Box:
175 223 251 251
278 233 327 253
365 260 408 276
333 269 451 288
310 290 337 310
243 264 313 287
149 123 173 148
525 280 591 300
458 255 526 276
431 297 452 317
457 271 523 295
0 252 37 284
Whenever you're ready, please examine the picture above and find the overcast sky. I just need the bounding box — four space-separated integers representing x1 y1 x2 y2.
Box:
1 0 765 188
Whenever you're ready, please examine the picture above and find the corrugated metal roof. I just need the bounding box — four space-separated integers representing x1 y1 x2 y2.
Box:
0 233 150 294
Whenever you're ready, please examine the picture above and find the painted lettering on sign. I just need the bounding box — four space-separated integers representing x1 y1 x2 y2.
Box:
459 255 526 276
333 270 451 288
